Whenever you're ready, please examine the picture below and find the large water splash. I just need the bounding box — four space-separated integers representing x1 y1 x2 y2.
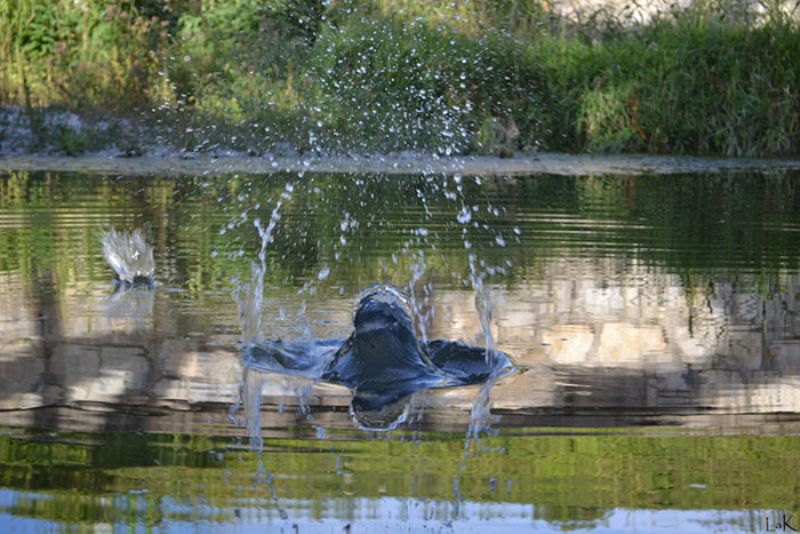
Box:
225 175 516 525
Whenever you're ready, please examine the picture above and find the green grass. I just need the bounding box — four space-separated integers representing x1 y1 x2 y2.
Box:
1 0 799 156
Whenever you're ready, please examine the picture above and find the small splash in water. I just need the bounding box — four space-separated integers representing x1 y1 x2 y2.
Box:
100 228 155 286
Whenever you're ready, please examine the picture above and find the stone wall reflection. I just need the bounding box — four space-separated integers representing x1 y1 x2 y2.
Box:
2 255 800 432
430 257 800 416
0 272 350 433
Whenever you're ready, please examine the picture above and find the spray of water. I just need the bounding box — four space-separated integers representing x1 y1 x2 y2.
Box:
452 269 501 520
100 228 155 285
470 257 495 364
407 248 434 344
449 174 506 521
242 367 288 519
236 183 294 346
231 183 294 520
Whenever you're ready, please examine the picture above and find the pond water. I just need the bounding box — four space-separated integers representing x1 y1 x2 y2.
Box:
1 168 799 532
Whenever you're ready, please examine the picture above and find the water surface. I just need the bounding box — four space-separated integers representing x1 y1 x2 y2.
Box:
1 169 799 531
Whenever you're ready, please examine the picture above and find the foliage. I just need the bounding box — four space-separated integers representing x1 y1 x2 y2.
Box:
1 0 799 155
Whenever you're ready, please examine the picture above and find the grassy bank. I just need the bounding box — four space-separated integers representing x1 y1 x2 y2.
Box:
1 0 799 156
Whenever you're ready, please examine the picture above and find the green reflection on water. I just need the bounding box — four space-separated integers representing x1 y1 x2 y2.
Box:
1 171 800 297
0 428 798 528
